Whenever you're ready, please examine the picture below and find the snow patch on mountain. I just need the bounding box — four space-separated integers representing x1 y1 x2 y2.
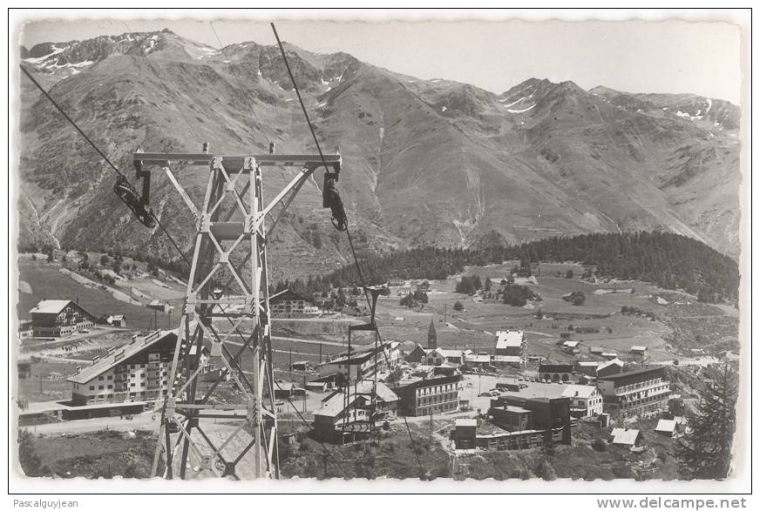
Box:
23 46 67 64
508 104 536 114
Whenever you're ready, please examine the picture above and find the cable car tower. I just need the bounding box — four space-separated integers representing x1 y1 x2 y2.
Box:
137 147 342 479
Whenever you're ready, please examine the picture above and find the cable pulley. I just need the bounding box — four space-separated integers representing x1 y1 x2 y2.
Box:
323 173 347 231
113 176 156 228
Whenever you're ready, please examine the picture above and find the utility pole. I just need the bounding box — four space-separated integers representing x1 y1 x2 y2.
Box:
289 348 293 379
319 342 322 364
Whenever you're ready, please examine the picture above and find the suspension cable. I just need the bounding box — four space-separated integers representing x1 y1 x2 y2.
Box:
20 65 124 177
271 23 335 177
270 22 429 478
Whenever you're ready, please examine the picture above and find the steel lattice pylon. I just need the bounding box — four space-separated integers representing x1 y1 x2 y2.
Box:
133 150 341 479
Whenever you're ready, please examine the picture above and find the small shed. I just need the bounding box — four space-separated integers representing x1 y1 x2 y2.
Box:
655 419 681 437
454 419 477 449
305 381 329 393
291 361 312 372
611 428 642 447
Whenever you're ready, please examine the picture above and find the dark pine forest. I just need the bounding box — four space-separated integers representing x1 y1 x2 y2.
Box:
275 232 739 305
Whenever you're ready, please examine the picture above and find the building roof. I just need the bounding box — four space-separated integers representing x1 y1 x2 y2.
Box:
561 385 598 399
320 341 397 367
493 355 522 363
496 405 531 414
598 366 665 382
577 361 601 367
611 428 641 445
456 419 477 427
67 329 177 385
563 340 580 348
438 349 464 359
315 381 398 418
464 354 490 364
29 299 75 314
590 347 605 353
655 419 678 433
500 381 568 400
630 346 647 351
397 374 462 392
270 288 313 303
597 358 625 372
538 363 573 373
495 330 524 350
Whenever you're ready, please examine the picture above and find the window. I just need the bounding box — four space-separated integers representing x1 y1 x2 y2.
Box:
89 386 95 391
107 385 113 389
130 383 136 387
98 385 104 390
108 375 113 380
98 376 104 381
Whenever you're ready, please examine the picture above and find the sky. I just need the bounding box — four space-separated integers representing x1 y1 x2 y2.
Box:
16 11 744 104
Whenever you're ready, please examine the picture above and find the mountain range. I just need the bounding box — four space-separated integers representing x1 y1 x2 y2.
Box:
17 29 742 281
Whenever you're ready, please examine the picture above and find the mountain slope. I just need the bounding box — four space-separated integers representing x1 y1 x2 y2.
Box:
17 30 742 280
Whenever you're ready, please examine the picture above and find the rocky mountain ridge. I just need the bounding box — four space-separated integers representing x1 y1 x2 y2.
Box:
18 30 742 281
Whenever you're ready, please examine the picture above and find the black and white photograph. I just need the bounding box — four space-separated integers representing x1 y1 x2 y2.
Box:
7 7 751 499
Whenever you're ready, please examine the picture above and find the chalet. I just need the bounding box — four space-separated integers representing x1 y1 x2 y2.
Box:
596 358 625 378
313 381 398 442
575 360 601 376
274 381 305 399
562 340 581 353
495 330 525 357
597 366 670 418
630 346 648 356
395 374 461 416
611 428 642 448
560 384 604 418
655 419 681 438
424 348 445 366
406 344 427 363
318 341 401 380
67 330 177 405
269 289 320 318
601 351 619 359
30 300 96 337
538 363 573 382
590 346 605 355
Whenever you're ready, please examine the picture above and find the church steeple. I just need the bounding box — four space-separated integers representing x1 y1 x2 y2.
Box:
428 315 437 349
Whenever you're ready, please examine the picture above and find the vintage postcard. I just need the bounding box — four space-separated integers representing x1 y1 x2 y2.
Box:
7 7 751 502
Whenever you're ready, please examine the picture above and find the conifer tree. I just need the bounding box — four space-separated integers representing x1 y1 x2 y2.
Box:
674 363 738 479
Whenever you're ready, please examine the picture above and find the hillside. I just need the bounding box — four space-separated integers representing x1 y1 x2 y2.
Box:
18 30 742 282
300 232 740 304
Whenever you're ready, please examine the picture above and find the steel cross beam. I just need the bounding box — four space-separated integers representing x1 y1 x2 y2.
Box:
146 151 341 479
